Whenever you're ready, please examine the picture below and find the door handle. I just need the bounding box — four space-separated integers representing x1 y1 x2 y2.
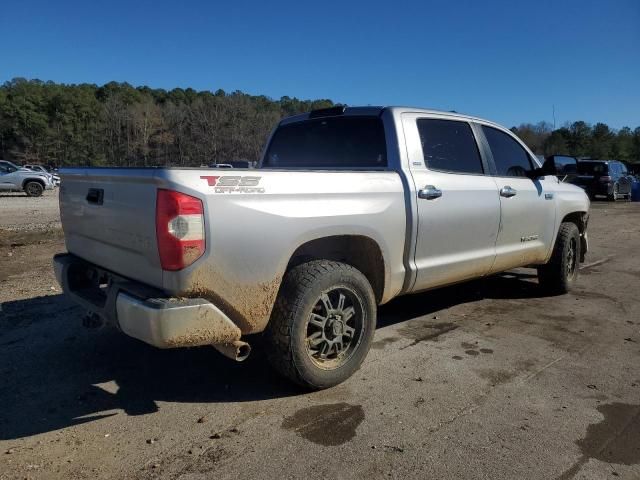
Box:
500 186 517 198
86 188 104 205
418 185 442 200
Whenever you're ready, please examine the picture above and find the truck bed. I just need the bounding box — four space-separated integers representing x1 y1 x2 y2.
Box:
58 167 407 333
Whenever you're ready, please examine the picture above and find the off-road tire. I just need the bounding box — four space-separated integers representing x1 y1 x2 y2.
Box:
265 260 376 390
537 222 581 294
24 181 44 197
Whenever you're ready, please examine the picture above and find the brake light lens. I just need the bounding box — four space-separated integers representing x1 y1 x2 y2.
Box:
156 189 205 271
599 176 612 183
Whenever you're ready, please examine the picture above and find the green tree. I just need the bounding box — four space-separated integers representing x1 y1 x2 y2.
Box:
567 121 592 157
1 78 637 168
590 123 614 159
632 127 640 163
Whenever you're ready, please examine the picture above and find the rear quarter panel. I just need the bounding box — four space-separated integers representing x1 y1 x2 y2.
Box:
160 169 407 334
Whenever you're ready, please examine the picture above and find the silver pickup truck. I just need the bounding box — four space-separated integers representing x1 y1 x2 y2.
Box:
54 106 590 389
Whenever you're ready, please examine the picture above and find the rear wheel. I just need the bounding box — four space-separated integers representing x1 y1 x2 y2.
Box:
537 222 581 294
24 181 44 197
266 260 376 389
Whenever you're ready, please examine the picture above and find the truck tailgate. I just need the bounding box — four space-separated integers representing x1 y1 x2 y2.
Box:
59 168 163 289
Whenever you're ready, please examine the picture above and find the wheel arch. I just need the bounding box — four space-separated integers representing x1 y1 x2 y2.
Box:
559 211 589 262
561 211 588 233
22 177 46 189
285 235 386 304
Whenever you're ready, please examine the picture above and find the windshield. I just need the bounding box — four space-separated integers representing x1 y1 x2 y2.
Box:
263 116 387 169
1 160 20 170
577 162 608 175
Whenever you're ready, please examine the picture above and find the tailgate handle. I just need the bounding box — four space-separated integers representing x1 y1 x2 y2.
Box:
86 188 104 205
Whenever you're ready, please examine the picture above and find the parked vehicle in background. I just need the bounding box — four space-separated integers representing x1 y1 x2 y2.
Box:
631 177 640 202
23 164 60 186
53 106 590 389
624 161 640 177
0 160 55 196
548 155 578 178
572 160 633 201
206 161 253 169
229 160 253 168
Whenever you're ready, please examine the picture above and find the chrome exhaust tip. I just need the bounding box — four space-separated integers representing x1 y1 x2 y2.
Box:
213 340 251 362
82 311 105 329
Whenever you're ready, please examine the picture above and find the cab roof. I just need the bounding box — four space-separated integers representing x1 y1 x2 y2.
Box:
280 105 500 128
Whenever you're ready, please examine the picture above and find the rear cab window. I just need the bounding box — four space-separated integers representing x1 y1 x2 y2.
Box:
577 162 608 175
263 116 387 169
416 119 484 174
482 126 533 177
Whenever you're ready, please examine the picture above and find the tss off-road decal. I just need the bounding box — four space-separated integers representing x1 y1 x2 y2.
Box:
200 176 265 193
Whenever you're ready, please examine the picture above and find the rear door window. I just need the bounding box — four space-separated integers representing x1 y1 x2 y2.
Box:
264 116 386 169
416 119 484 174
578 163 608 175
482 126 533 177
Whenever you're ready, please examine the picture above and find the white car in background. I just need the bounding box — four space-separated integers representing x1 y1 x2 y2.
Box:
23 164 60 186
0 160 54 196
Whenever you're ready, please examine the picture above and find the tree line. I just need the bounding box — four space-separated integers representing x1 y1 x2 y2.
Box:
0 78 333 167
511 121 640 163
1 78 638 167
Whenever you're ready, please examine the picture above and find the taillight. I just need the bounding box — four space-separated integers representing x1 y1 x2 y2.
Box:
156 189 205 271
599 176 612 183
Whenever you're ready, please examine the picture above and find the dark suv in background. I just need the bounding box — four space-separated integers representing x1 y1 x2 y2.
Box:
547 155 578 175
571 160 633 201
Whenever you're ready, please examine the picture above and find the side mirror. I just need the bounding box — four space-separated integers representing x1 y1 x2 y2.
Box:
542 158 558 176
528 158 557 179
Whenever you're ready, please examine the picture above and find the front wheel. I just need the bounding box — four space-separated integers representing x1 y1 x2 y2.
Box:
537 222 581 294
24 181 44 197
266 260 376 389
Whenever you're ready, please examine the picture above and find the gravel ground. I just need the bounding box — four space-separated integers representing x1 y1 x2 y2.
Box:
0 190 61 232
0 201 639 480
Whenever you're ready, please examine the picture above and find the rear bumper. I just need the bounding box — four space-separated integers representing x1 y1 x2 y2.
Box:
590 183 613 197
53 253 242 348
571 181 611 197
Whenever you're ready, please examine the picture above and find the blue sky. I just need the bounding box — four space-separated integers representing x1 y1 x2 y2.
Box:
2 0 639 128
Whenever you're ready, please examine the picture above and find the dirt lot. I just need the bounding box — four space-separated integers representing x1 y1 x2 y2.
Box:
1 195 639 480
0 190 61 232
